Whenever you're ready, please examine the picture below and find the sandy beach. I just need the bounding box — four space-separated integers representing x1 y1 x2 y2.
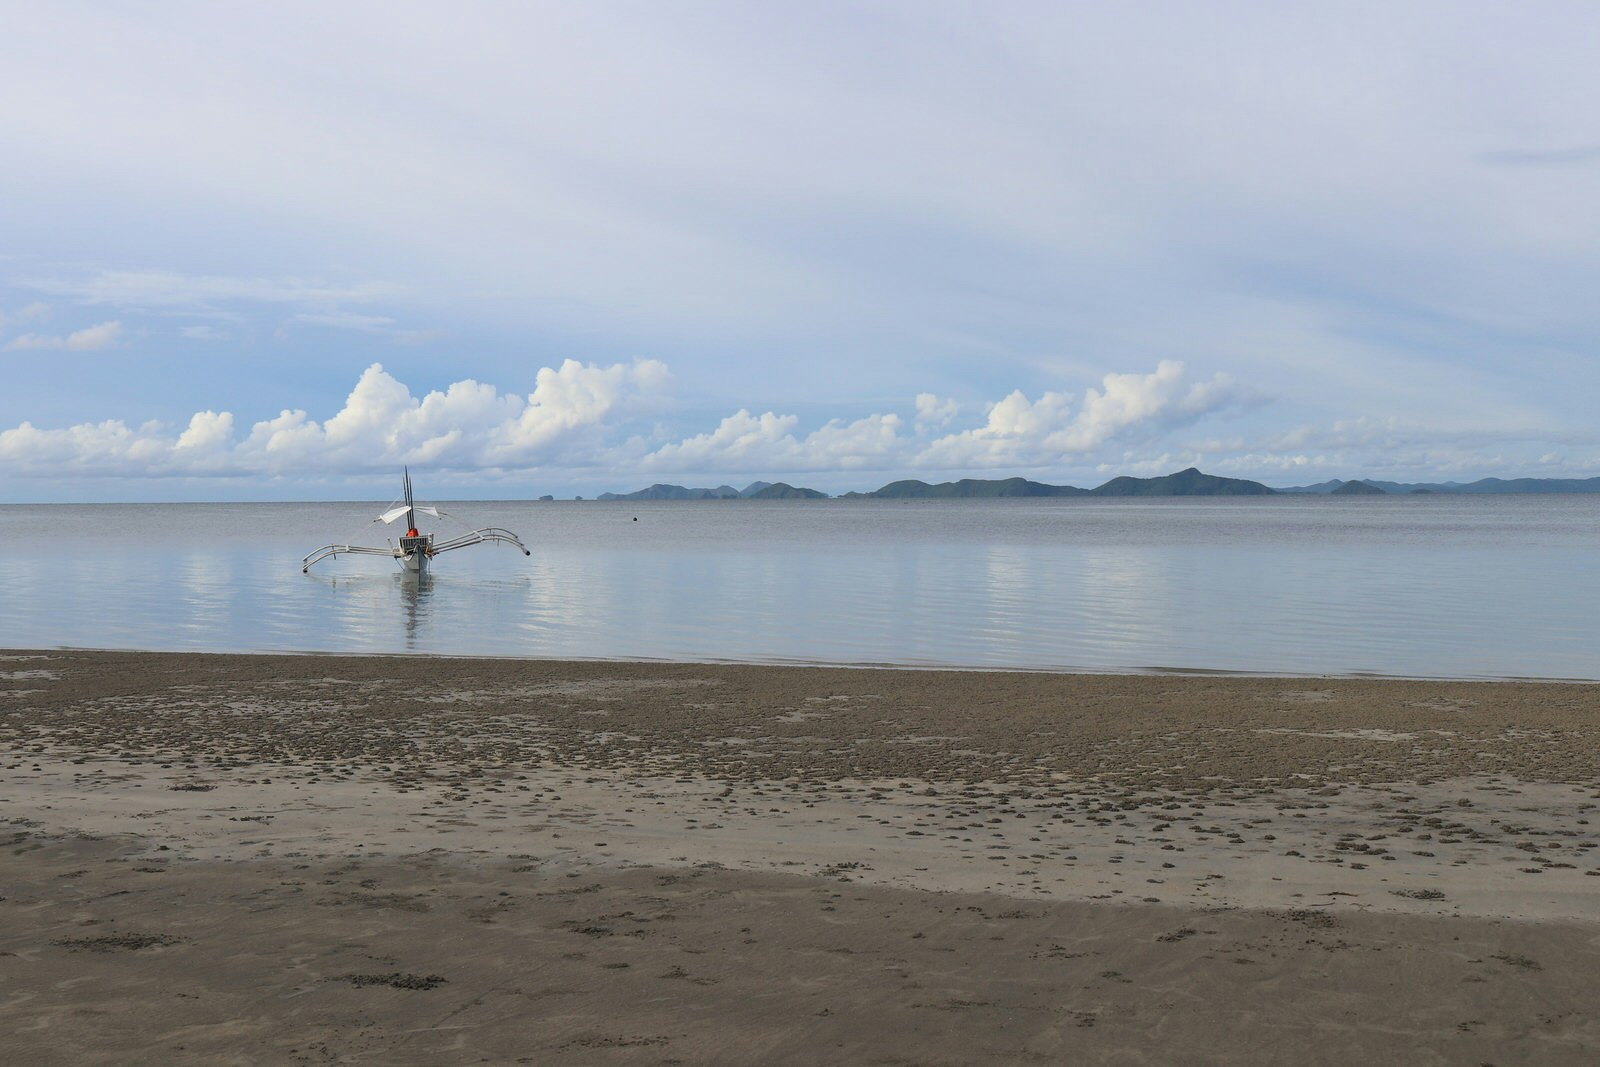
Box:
4 650 1600 1064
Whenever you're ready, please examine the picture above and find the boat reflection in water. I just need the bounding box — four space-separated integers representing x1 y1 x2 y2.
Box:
399 571 433 647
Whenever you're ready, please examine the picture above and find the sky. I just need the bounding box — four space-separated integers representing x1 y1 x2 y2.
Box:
3 1 1599 501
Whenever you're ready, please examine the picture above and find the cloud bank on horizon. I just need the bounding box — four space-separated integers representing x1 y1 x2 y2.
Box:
0 359 1250 489
3 3 1599 498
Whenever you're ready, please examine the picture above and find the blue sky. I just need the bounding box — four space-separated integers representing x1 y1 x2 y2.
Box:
3 2 1599 500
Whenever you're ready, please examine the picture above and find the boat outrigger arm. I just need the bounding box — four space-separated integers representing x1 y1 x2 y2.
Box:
302 467 531 574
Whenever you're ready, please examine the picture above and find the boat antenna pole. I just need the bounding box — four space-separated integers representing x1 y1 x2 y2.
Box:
403 465 417 533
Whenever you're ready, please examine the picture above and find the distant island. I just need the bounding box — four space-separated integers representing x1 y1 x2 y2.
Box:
598 467 1273 500
586 468 1600 501
748 482 828 499
1279 475 1600 495
598 481 773 501
1089 468 1275 497
842 477 1089 499
842 467 1272 498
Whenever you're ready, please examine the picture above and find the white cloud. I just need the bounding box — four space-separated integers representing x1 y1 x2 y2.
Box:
235 359 668 470
643 409 907 473
4 355 1587 488
635 362 1239 477
916 362 1238 471
913 393 959 432
636 406 915 473
0 358 671 478
5 319 123 351
1045 361 1228 452
644 410 801 469
917 389 1074 469
0 417 170 474
174 410 234 453
488 359 671 462
802 414 905 469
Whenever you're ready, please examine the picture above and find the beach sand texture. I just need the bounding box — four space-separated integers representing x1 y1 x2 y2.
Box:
4 650 1600 1064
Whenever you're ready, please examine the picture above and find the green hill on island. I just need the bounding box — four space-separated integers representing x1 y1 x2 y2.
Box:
1088 468 1276 496
597 468 1281 501
747 482 827 499
598 481 773 501
1278 474 1600 494
1330 479 1386 495
844 477 1090 499
844 468 1273 498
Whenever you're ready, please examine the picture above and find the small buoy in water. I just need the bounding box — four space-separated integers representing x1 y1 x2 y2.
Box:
632 516 638 522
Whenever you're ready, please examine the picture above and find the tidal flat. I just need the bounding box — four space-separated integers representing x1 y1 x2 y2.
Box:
3 650 1599 1063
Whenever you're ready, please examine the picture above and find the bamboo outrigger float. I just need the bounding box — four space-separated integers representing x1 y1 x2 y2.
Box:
302 467 530 574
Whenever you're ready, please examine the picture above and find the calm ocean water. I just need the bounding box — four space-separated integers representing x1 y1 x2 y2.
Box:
1 496 1595 679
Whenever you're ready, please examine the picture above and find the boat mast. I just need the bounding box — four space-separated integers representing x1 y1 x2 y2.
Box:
403 465 417 532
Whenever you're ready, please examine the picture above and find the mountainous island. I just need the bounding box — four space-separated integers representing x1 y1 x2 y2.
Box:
841 467 1274 498
843 477 1089 499
589 467 1600 500
598 468 1274 500
1089 468 1275 497
598 482 771 500
1329 479 1386 495
1280 475 1600 494
597 481 827 501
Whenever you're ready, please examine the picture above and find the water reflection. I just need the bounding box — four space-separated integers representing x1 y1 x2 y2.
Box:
399 572 433 648
1068 545 1180 667
177 554 234 639
3 497 1599 679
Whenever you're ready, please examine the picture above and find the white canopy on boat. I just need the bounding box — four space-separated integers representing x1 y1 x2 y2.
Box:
377 504 443 524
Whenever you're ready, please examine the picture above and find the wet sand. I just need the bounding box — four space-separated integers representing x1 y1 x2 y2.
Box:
4 650 1600 1063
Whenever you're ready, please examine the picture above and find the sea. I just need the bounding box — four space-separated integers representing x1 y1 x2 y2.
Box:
1 495 1596 680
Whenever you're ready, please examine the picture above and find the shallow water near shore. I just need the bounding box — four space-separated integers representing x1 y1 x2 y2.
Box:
2 494 1596 679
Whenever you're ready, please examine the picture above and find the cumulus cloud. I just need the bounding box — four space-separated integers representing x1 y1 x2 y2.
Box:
919 362 1237 470
917 389 1074 469
0 358 671 478
0 418 170 474
233 359 671 471
633 362 1240 477
645 410 801 469
913 393 959 432
6 320 123 351
489 359 671 461
642 409 906 473
174 410 234 453
0 358 1259 483
1047 361 1226 451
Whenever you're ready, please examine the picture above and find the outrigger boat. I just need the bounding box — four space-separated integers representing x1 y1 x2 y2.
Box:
302 467 530 575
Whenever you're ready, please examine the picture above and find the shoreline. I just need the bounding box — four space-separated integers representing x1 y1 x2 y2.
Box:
5 649 1600 1061
19 643 1600 685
